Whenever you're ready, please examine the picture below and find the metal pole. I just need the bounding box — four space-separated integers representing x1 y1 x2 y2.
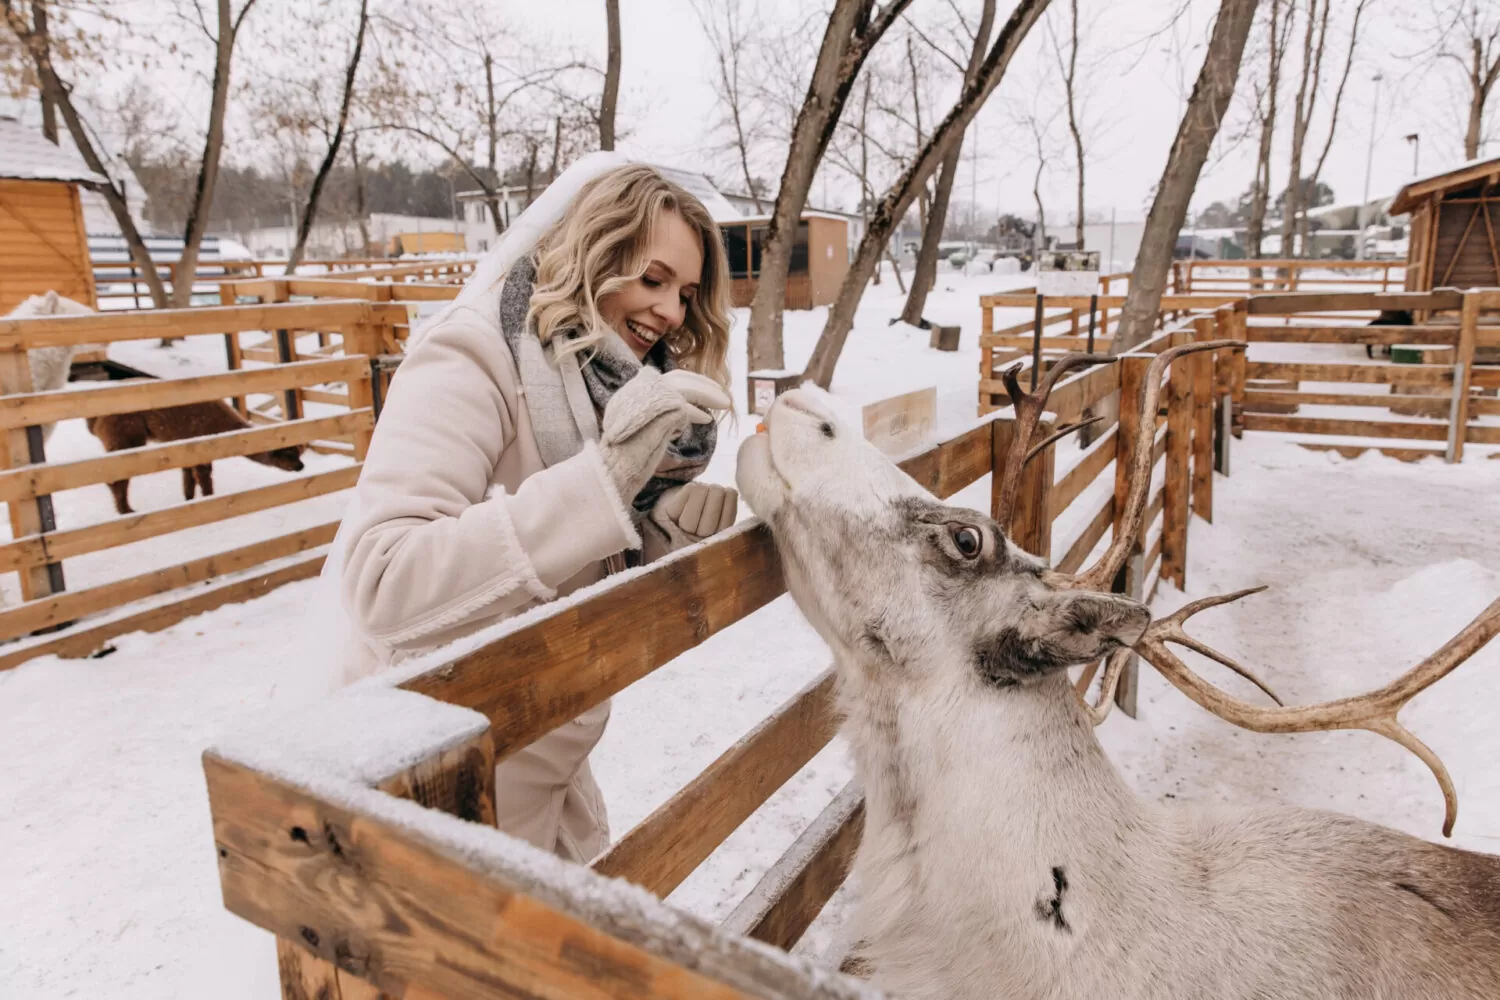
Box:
1032 293 1044 390
1357 73 1382 260
1086 293 1098 354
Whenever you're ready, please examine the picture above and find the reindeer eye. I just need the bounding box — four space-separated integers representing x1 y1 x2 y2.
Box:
950 525 983 558
820 421 835 439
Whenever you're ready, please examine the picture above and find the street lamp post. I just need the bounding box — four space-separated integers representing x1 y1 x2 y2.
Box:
1357 73 1382 260
1404 133 1421 178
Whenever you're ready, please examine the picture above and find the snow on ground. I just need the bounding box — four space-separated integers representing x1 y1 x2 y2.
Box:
2 267 1498 996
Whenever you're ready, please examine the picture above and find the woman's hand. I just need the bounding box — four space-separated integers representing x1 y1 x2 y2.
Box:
597 368 732 505
648 483 738 548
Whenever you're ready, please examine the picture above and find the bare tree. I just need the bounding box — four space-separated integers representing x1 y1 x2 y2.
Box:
256 0 373 272
803 0 1052 388
1110 0 1260 352
601 0 620 151
1412 1 1500 160
2 0 260 311
1282 0 1329 259
1024 109 1058 253
1299 0 1371 254
1052 0 1086 249
746 0 916 372
1245 0 1291 265
693 0 766 210
900 0 997 327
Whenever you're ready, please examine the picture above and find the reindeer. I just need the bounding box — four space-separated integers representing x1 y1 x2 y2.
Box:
735 346 1500 1000
5 290 98 442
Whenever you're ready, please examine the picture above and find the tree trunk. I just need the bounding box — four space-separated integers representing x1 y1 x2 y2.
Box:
1281 0 1327 262
31 1 57 143
746 0 915 372
601 0 621 151
1062 0 1085 249
1301 0 1366 259
902 0 997 326
803 0 1051 388
1109 0 1259 353
174 0 247 310
351 133 373 257
3 2 170 307
286 0 369 273
1246 0 1286 281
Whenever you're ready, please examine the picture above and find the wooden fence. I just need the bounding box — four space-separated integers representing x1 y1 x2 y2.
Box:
1173 258 1406 294
92 256 477 307
0 299 405 670
203 324 1230 999
1235 289 1500 462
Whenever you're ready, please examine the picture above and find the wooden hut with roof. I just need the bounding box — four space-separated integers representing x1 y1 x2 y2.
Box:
0 115 102 315
1391 155 1500 292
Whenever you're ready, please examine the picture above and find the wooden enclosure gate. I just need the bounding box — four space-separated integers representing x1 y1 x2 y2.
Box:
204 329 1232 999
0 299 406 670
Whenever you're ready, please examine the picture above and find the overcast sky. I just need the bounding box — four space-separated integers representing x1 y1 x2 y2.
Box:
544 0 1493 221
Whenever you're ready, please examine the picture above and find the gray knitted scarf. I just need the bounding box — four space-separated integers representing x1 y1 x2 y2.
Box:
498 256 716 518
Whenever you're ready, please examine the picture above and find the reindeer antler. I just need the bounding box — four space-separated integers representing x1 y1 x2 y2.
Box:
1133 591 1500 837
1059 340 1244 592
992 353 1117 527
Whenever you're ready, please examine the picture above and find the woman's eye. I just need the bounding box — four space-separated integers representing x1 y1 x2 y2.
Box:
642 276 661 288
950 525 982 558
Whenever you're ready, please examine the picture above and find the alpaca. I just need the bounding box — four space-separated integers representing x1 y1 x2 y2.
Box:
736 381 1500 1000
4 290 96 443
86 401 305 515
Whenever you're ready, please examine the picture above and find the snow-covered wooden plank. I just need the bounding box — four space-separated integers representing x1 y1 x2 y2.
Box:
1245 290 1464 315
1245 360 1453 387
0 300 389 348
593 670 837 897
1243 414 1450 442
722 780 865 951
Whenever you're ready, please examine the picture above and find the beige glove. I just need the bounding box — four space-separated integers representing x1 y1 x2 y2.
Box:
649 483 739 548
597 368 733 507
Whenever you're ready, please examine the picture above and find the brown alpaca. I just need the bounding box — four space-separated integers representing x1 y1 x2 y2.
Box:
86 401 305 515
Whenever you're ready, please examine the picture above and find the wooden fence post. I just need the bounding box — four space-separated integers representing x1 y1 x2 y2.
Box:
343 323 383 461
1226 303 1248 438
1446 291 1478 463
1111 355 1151 717
0 349 60 604
219 284 249 417
1191 318 1215 523
1162 349 1193 591
274 722 497 1000
991 416 1053 560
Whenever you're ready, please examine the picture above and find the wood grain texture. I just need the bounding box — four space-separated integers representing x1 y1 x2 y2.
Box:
205 754 864 1000
1242 413 1449 441
0 466 359 571
592 671 838 897
0 522 337 641
0 301 397 348
0 411 371 503
1049 427 1116 521
1243 390 1451 409
0 552 325 672
1244 291 1464 315
0 358 367 428
1245 324 1460 345
1244 361 1452 387
1191 344 1214 524
1162 356 1193 589
721 781 865 951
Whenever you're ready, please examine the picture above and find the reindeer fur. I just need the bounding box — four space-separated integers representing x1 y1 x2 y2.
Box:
87 401 304 515
736 386 1500 1000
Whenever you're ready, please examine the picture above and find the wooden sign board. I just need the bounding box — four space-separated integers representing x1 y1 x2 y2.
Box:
862 386 937 456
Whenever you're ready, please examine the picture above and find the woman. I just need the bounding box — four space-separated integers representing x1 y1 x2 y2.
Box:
330 155 738 861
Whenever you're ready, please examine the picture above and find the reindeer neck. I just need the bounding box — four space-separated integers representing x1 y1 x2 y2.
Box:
838 657 1159 886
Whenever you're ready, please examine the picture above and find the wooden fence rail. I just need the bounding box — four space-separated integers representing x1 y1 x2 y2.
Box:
203 320 1230 1000
1176 258 1407 294
89 256 475 306
0 299 395 670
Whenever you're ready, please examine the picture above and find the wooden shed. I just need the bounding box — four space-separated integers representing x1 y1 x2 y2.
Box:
1391 155 1500 291
0 117 102 316
721 213 849 309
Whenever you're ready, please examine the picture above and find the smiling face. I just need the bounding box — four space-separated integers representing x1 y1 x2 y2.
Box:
597 208 704 360
736 386 1149 691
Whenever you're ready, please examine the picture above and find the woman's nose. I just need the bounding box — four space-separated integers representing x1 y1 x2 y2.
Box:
652 291 685 328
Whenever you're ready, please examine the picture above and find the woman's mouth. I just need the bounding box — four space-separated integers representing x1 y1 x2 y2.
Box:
624 318 663 349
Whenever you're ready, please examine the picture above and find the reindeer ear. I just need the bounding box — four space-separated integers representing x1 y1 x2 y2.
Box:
976 591 1150 686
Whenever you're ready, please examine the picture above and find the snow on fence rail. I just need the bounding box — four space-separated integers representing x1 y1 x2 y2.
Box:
1175 258 1406 294
202 337 1226 998
0 298 407 670
89 256 423 308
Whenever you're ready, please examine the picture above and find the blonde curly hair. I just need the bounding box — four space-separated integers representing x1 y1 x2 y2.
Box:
527 164 732 390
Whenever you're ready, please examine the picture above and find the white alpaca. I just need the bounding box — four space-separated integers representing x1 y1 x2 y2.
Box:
5 291 94 443
736 384 1500 1000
